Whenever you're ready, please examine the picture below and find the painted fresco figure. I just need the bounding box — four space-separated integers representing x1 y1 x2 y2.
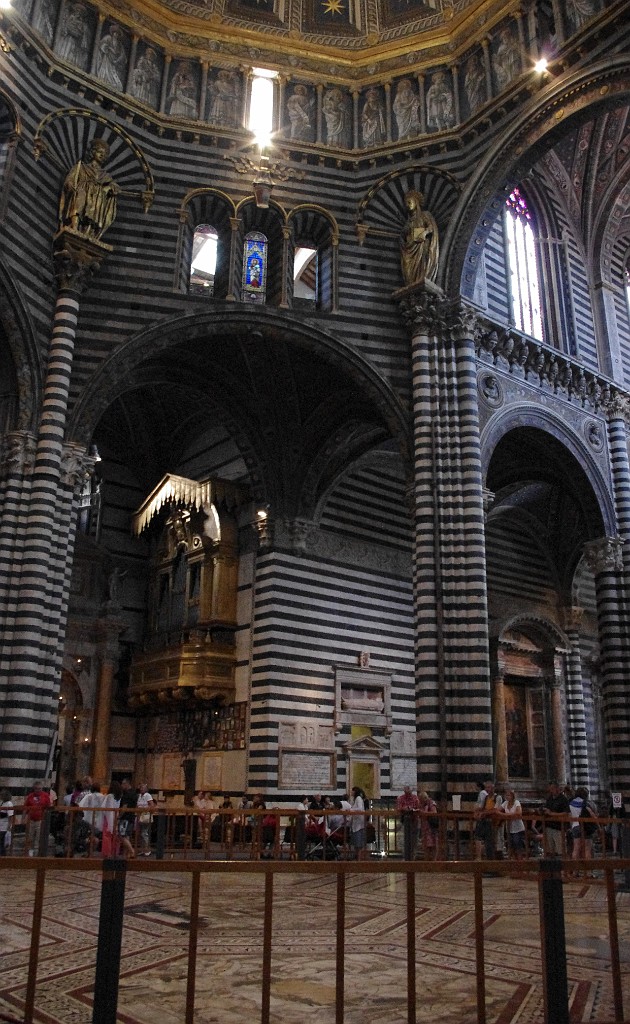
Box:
566 0 597 31
96 23 127 91
361 87 386 147
464 53 486 114
426 70 454 131
131 47 161 108
493 26 521 92
400 189 439 286
168 61 199 119
393 78 420 140
209 70 239 127
33 0 58 43
323 88 349 148
286 84 314 141
58 138 119 241
57 0 88 67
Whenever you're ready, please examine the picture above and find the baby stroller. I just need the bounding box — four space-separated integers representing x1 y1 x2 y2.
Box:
304 817 339 860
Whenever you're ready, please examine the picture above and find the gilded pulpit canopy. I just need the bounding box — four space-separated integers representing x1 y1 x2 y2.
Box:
400 189 439 287
58 138 119 241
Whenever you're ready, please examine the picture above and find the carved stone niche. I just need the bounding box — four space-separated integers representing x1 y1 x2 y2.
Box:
334 666 392 733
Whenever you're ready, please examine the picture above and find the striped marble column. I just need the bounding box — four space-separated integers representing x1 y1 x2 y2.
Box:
0 241 105 789
583 537 630 791
400 287 492 802
562 606 590 789
0 432 37 644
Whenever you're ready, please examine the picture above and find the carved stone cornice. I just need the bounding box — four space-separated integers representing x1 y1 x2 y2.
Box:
475 319 620 413
53 229 112 295
583 537 624 577
0 430 37 479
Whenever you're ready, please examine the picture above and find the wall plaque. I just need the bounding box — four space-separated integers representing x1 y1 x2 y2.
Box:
279 751 334 790
391 757 417 791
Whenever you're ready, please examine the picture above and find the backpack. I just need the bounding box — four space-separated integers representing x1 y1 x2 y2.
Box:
580 801 598 838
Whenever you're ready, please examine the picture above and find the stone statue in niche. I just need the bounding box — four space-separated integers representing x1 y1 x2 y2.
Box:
208 70 240 128
96 23 127 91
323 87 350 148
58 138 119 241
168 60 199 119
426 70 455 132
361 87 386 147
400 189 439 286
464 53 486 114
131 47 161 108
57 0 89 68
286 84 315 141
493 26 521 92
393 78 420 140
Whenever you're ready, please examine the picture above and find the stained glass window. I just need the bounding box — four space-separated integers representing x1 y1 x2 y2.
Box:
505 187 544 341
243 231 267 303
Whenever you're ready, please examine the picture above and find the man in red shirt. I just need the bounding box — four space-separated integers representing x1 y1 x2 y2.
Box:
23 781 51 856
397 785 420 859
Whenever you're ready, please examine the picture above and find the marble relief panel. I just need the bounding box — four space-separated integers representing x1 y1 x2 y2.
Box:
167 59 200 120
55 0 95 71
95 20 129 92
130 43 163 110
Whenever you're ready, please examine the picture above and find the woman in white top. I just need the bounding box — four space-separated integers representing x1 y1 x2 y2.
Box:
350 786 367 859
0 789 14 855
500 788 527 860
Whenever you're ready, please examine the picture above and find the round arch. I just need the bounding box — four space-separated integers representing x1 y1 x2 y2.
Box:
480 402 615 536
443 57 630 297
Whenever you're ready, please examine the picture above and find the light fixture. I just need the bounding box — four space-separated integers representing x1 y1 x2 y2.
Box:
534 57 548 74
253 153 274 209
0 0 12 10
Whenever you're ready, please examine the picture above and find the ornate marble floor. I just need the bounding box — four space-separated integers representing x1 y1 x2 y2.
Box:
0 863 629 1024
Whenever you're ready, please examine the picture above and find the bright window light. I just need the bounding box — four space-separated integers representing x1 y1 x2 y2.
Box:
249 68 277 149
192 235 217 277
294 246 316 279
505 188 544 341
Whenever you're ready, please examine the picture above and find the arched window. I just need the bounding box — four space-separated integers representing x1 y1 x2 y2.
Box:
294 246 317 303
176 189 234 299
288 206 339 312
242 231 268 303
190 224 218 295
504 187 544 341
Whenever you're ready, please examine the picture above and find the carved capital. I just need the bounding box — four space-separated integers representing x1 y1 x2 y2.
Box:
583 536 624 576
563 606 584 633
396 280 448 335
53 229 111 295
60 442 97 492
286 517 316 556
1 430 37 478
482 487 495 517
606 394 630 425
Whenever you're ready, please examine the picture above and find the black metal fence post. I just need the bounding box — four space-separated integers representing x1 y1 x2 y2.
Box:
402 813 416 861
155 812 167 860
295 814 306 860
92 858 127 1024
538 858 569 1024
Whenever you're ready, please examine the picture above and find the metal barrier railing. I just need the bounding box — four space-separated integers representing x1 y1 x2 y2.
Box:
0 855 628 1024
7 805 621 866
